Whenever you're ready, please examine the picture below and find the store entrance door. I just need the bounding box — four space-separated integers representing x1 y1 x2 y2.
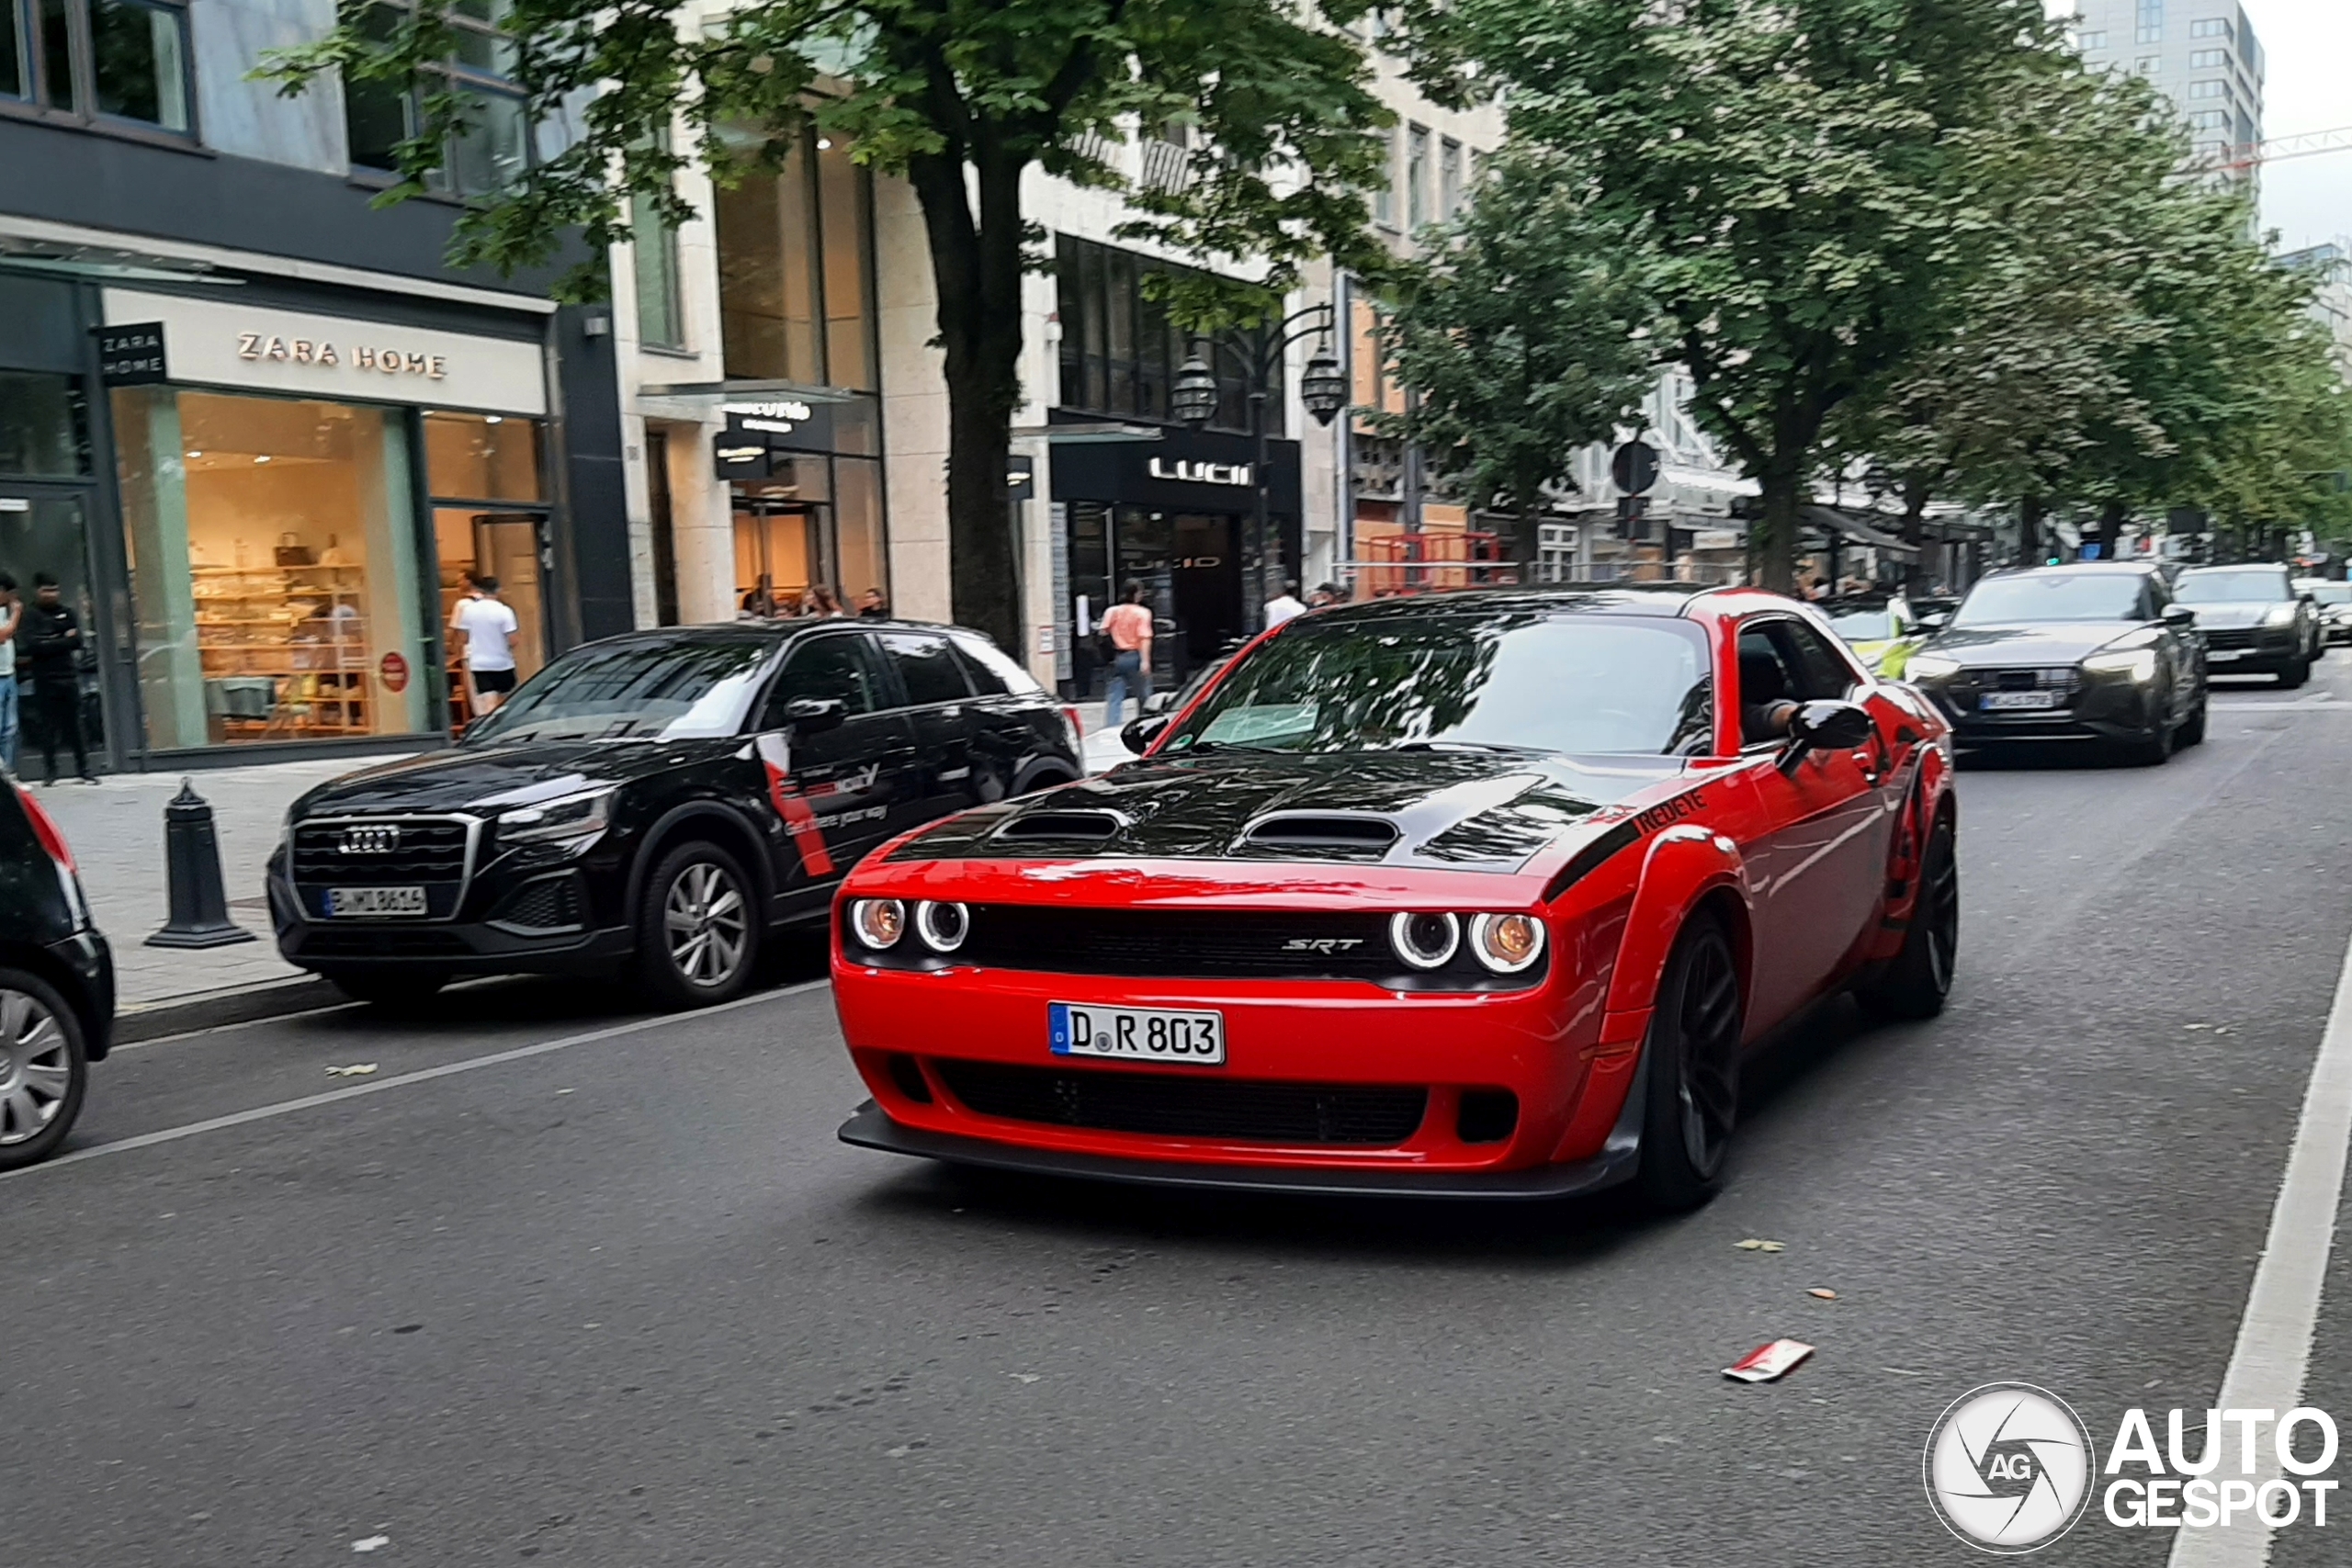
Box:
0 488 109 773
732 496 828 615
1171 513 1241 671
434 508 550 735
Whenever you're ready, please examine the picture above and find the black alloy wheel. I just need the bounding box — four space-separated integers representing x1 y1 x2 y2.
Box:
637 840 761 1008
1860 807 1960 1021
1635 917 1743 1212
0 969 88 1172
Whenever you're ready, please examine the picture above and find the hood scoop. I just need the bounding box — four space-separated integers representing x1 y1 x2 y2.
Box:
995 808 1129 842
1238 811 1402 852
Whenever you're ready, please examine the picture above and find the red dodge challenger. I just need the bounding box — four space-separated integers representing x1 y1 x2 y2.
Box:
831 584 1956 1209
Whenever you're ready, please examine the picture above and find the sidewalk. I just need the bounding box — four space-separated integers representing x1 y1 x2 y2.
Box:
27 754 410 1025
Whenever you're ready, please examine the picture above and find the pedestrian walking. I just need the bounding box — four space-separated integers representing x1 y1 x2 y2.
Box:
450 574 521 716
22 573 93 784
1264 579 1307 628
1101 580 1154 728
0 572 18 773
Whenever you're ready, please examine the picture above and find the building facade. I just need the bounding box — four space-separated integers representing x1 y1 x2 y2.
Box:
0 0 630 770
2074 0 2266 172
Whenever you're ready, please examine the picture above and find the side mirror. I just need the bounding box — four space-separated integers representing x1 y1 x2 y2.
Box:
782 695 846 733
1916 610 1951 633
2162 604 2197 626
1779 699 1872 773
1143 690 1171 715
1121 715 1170 754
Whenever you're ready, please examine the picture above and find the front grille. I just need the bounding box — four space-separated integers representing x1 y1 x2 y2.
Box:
934 1060 1428 1145
291 818 471 887
958 907 1400 980
1980 667 2080 694
300 927 471 957
2203 627 2256 650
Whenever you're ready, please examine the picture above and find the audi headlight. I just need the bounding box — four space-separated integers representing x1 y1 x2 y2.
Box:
914 899 969 953
850 897 906 950
2082 648 2159 682
1468 913 1546 975
1390 911 1461 970
1906 654 1962 681
2266 604 2300 627
497 785 615 846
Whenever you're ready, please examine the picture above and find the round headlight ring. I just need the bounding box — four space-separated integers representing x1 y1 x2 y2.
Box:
915 899 969 953
850 897 906 950
1469 913 1546 974
1390 910 1461 971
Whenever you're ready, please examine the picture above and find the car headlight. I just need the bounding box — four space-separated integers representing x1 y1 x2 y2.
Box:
914 899 969 953
497 786 615 846
1468 913 1546 974
1906 654 1962 681
2082 648 2159 682
2267 604 2300 627
849 897 906 950
1390 911 1461 970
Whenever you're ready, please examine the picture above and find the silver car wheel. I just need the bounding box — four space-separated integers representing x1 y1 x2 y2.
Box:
0 987 74 1147
662 861 749 987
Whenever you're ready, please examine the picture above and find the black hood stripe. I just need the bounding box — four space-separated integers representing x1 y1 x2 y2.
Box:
1541 818 1642 902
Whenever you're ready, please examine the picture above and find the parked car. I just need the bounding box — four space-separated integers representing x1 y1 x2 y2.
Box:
268 620 1085 1008
833 584 1958 1211
2295 577 2352 647
1904 561 2208 763
2176 563 2322 684
0 772 115 1170
1819 593 1924 678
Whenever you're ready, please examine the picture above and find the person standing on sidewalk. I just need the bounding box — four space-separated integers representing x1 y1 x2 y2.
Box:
1264 579 1307 627
22 573 93 784
1101 580 1154 728
0 573 19 773
450 574 521 716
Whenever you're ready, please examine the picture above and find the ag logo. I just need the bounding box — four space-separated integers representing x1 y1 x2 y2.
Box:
1924 1383 2094 1553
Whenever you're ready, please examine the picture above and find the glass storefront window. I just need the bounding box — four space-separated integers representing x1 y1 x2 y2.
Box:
426 411 548 732
832 457 886 607
714 124 876 390
424 410 542 500
0 372 91 478
112 389 431 749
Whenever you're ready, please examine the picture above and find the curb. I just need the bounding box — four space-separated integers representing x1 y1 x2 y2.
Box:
115 975 348 1046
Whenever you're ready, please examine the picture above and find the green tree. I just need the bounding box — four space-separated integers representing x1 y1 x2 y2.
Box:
262 0 1403 648
1375 149 1659 569
1452 0 2070 590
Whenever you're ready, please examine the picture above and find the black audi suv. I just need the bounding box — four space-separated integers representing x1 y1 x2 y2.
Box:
0 772 114 1170
1903 561 2208 764
268 619 1085 1007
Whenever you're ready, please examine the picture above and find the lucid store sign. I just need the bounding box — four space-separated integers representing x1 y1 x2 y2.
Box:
1148 457 1252 487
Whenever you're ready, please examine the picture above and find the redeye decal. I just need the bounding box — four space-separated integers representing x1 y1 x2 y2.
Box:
1630 789 1708 837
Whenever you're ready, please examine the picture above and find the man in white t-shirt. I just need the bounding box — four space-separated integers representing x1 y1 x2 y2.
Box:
451 575 522 714
1264 579 1307 628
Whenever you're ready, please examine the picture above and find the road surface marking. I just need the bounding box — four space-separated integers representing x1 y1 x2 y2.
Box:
2 980 829 1184
2168 921 2352 1568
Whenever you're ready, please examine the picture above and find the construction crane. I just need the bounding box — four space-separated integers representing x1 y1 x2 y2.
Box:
2211 126 2352 175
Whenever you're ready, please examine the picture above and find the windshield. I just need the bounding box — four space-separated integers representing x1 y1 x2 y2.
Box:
1953 574 2143 626
1825 607 1894 641
2177 569 2291 604
1162 614 1715 758
2306 583 2352 605
464 638 774 745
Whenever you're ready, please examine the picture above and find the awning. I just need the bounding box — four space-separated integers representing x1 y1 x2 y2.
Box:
1800 505 1920 561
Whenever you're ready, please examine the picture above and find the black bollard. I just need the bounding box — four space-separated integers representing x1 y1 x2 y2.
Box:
146 778 259 949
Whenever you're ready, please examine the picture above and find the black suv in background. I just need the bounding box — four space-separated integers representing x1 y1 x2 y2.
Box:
268 620 1084 1008
2176 563 2322 685
0 773 114 1170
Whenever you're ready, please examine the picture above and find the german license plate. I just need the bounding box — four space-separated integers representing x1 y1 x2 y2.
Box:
2208 649 2242 663
327 886 427 917
1049 1002 1226 1066
1981 691 2057 711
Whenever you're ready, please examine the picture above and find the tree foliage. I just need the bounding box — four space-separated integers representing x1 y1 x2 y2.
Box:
1374 150 1658 559
262 0 1408 648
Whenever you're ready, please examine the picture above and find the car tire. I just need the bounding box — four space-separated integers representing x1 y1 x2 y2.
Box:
0 968 90 1172
2281 656 2311 690
2177 694 2208 748
1858 807 1959 1022
636 840 762 1009
2123 713 2175 766
319 967 449 1009
1634 915 1743 1213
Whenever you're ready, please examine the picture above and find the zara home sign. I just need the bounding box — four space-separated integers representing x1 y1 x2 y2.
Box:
101 287 548 417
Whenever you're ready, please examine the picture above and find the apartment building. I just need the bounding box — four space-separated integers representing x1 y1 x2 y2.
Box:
2074 0 2267 172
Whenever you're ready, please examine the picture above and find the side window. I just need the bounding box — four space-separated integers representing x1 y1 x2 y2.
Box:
1777 621 1858 701
879 632 973 707
949 634 1044 697
759 634 879 728
1736 625 1798 746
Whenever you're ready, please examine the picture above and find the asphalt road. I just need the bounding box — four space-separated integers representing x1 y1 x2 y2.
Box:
12 661 2352 1566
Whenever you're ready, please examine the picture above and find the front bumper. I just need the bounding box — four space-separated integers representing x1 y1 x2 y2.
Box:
831 956 1646 1185
268 855 635 976
1931 678 2170 746
46 928 115 1057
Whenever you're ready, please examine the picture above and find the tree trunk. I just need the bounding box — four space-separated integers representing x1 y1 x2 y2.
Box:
909 147 1027 652
1900 473 1931 595
2018 495 2045 568
1756 468 1801 593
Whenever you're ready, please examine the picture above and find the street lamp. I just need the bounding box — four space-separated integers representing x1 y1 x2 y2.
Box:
1170 304 1341 625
